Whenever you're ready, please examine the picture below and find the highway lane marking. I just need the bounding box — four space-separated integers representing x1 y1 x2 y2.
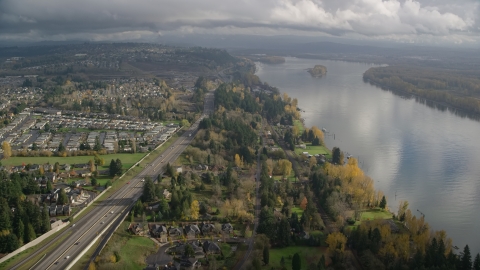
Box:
43 182 143 270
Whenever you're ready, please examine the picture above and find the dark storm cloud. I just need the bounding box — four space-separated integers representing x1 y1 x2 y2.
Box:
0 0 478 44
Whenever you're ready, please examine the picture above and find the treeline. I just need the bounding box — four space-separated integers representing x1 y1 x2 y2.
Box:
0 171 51 253
364 66 480 114
214 83 260 113
306 151 480 269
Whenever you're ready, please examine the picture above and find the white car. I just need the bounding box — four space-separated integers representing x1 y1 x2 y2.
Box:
110 211 114 214
65 256 70 259
141 179 145 182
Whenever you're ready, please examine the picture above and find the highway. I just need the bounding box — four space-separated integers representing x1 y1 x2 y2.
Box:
12 91 215 270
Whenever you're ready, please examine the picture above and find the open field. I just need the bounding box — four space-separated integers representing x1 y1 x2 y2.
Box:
361 208 393 221
295 143 331 159
291 206 304 218
92 221 157 270
293 120 305 134
264 246 328 269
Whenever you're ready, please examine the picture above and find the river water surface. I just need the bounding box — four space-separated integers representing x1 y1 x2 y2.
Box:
255 57 480 254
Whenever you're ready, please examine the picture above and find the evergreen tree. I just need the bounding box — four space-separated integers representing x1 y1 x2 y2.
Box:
263 245 270 265
40 204 51 233
292 253 301 270
58 142 66 152
46 180 53 191
461 245 472 270
142 178 155 202
332 147 344 165
317 255 326 270
24 222 36 243
13 216 24 245
109 159 116 177
115 159 123 175
91 178 97 186
94 136 102 151
379 195 387 210
57 189 68 205
473 253 480 270
0 198 12 232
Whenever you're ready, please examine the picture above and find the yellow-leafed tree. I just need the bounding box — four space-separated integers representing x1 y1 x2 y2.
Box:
234 154 243 167
2 141 11 159
190 200 200 220
326 232 347 253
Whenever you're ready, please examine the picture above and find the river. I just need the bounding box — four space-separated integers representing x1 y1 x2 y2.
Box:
255 57 480 254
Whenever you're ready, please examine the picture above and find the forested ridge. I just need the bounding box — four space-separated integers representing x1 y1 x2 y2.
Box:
364 66 480 115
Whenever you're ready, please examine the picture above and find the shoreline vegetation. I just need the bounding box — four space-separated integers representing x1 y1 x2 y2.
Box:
363 66 480 117
248 55 286 64
307 65 327 77
251 64 479 268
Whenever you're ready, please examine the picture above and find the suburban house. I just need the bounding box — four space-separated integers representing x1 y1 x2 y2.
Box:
221 223 233 233
163 189 171 200
150 224 168 242
202 241 221 254
168 227 183 238
129 223 144 235
200 223 216 235
184 224 201 239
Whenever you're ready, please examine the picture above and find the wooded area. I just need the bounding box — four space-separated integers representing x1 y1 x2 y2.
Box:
364 66 480 115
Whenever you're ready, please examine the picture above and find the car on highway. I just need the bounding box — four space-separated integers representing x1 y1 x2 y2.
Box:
141 179 145 182
111 211 114 214
72 224 75 227
127 182 130 184
101 221 105 224
75 242 80 245
65 256 70 259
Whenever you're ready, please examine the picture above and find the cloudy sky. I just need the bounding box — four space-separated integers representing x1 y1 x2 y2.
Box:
0 0 479 46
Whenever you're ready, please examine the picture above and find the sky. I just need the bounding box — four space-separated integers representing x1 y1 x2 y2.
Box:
0 0 479 47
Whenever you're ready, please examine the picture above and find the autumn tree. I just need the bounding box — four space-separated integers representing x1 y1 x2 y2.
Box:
309 156 317 168
190 200 200 220
234 154 243 167
2 141 11 159
277 159 292 177
300 197 308 210
326 232 347 253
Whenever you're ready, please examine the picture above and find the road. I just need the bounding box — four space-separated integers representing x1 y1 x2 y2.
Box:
12 92 215 270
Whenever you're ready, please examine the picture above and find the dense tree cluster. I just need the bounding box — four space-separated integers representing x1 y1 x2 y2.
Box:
108 159 123 177
0 171 51 253
364 66 480 115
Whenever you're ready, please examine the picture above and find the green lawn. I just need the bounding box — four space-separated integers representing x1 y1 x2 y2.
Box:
294 143 331 159
93 222 157 270
360 208 393 221
265 246 327 269
1 153 147 170
291 206 304 218
293 120 305 134
273 170 296 182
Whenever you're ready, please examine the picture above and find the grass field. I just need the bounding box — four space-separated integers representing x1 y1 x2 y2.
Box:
92 221 157 270
294 143 331 159
361 208 393 221
1 153 147 170
291 206 304 218
273 170 296 182
293 120 305 134
265 246 328 269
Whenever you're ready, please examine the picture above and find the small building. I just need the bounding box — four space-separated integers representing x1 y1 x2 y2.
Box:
221 223 233 233
184 225 201 239
203 240 221 254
